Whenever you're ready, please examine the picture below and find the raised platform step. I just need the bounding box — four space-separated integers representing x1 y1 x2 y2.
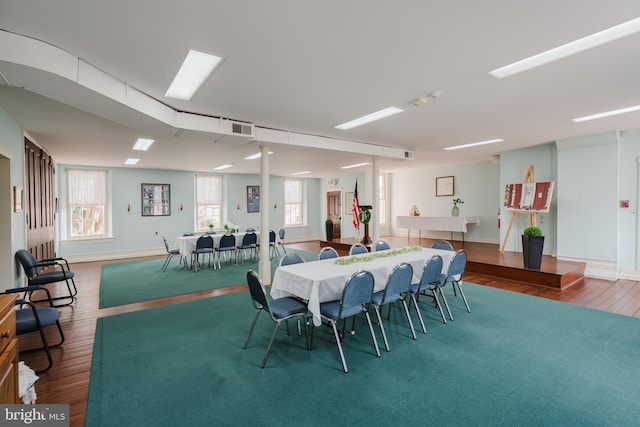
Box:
320 238 585 290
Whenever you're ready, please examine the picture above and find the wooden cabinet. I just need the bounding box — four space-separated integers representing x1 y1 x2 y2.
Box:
0 294 18 404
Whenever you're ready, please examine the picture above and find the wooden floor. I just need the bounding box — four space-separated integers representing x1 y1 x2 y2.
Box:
18 237 640 427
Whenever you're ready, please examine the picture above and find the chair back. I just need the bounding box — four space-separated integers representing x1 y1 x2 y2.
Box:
418 255 444 291
338 270 375 320
381 262 413 303
246 227 256 232
278 228 285 240
318 247 339 260
432 240 454 251
349 244 368 255
269 230 276 244
162 236 171 253
242 232 257 246
195 235 214 250
219 234 236 250
279 253 305 266
445 250 467 282
16 250 39 279
374 240 390 251
246 270 270 313
183 232 194 236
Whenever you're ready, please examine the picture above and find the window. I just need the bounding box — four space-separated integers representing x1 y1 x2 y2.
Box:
284 179 304 226
379 174 387 225
68 169 107 237
196 175 223 230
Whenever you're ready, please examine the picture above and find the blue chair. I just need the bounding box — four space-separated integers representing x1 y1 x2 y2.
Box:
374 240 391 251
408 255 446 331
3 285 65 372
440 250 471 319
311 270 380 373
431 240 454 251
277 228 287 254
15 249 77 307
161 236 182 272
318 247 339 260
371 262 416 351
243 270 308 369
279 253 305 266
349 243 368 255
236 232 257 264
215 234 236 269
192 235 214 271
257 230 278 258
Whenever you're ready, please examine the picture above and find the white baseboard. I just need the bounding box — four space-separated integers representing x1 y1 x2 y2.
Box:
64 248 165 264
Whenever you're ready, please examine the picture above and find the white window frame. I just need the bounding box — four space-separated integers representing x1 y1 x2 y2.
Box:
195 174 223 231
284 178 305 226
379 174 388 226
67 168 108 239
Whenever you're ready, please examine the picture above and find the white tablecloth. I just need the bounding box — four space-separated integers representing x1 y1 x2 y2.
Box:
175 232 268 256
396 216 480 232
271 247 454 326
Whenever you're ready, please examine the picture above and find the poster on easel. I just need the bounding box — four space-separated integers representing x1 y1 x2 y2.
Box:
503 181 554 213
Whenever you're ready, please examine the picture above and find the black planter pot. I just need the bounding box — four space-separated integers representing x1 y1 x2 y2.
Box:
522 235 544 269
325 223 333 241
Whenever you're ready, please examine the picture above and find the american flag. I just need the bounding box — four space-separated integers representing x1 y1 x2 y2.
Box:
352 180 361 231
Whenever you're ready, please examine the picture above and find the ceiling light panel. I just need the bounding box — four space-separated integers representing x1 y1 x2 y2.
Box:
335 107 403 130
244 151 273 160
573 104 640 122
341 162 371 169
213 164 234 170
165 49 223 100
132 138 154 151
490 16 640 78
444 139 503 151
125 158 140 165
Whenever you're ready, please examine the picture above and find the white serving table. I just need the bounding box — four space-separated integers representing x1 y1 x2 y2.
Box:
396 216 480 243
271 247 454 326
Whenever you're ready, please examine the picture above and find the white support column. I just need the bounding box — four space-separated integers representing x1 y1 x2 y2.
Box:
259 144 271 284
372 158 380 246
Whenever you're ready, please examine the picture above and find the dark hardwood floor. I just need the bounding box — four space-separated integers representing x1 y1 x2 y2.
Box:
17 237 640 426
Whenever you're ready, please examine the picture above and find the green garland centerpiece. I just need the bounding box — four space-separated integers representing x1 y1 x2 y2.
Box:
335 245 422 265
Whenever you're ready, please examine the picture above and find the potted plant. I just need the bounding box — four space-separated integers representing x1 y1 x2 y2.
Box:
522 226 544 269
325 218 333 241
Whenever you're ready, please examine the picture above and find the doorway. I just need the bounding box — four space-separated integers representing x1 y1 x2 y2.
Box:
326 191 341 240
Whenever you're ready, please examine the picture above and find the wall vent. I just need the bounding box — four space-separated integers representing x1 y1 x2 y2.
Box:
404 150 414 160
230 121 255 136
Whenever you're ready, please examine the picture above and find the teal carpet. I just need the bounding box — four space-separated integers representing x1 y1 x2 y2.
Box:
86 283 640 426
98 249 317 308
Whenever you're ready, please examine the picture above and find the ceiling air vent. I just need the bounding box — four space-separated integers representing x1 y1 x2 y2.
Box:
404 151 414 160
231 121 255 137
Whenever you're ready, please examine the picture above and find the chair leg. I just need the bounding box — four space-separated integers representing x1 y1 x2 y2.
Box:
400 299 417 340
329 320 349 373
409 293 427 334
261 321 282 369
438 286 454 320
454 281 471 313
161 255 172 272
243 310 261 350
432 288 448 324
372 305 390 352
363 311 381 357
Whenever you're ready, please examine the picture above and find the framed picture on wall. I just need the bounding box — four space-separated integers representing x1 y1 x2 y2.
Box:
436 176 454 196
141 183 171 216
247 185 260 213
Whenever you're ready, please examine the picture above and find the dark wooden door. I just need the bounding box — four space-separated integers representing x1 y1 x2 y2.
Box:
327 191 341 239
25 138 56 260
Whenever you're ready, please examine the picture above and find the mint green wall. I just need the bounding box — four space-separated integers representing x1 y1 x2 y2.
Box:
619 129 640 271
390 161 500 243
57 165 321 258
0 106 26 287
556 133 618 261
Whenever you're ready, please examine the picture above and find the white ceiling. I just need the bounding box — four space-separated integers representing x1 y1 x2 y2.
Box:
1 1 640 177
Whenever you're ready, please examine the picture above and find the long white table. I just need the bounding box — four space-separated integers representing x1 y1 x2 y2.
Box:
396 216 480 243
271 247 454 326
